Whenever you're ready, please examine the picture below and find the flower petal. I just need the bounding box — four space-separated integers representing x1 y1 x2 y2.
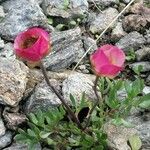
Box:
96 64 123 78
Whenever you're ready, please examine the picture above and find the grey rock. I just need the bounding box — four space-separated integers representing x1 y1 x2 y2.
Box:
3 142 41 150
116 32 146 51
0 0 48 40
0 37 4 49
0 5 5 19
62 72 96 104
0 43 15 59
82 36 97 54
0 131 12 149
104 123 138 150
3 111 27 130
143 86 150 94
145 29 150 44
127 111 150 149
136 47 150 61
90 7 119 33
88 0 118 7
129 61 150 72
146 75 150 86
0 58 29 106
111 22 126 39
0 118 5 137
25 79 61 113
42 0 88 18
122 0 132 4
44 27 85 71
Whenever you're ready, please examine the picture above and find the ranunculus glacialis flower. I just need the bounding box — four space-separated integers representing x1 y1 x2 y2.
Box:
90 44 125 78
14 27 50 62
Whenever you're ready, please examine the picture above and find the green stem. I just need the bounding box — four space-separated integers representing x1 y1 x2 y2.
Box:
84 76 102 129
40 61 83 130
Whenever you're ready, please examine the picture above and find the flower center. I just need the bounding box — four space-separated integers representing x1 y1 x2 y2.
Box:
22 36 38 49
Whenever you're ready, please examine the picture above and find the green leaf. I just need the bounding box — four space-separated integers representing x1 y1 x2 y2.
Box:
47 138 55 145
39 131 51 139
70 93 76 108
112 118 134 127
128 135 142 150
47 18 53 25
29 113 38 125
69 20 77 26
63 0 69 9
56 24 65 30
139 93 150 108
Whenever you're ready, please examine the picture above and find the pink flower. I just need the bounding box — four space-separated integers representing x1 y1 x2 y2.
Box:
14 27 50 62
90 44 125 78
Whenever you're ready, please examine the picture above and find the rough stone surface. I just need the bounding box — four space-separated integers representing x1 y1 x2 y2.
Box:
104 123 137 150
129 61 150 72
136 47 150 61
43 27 85 71
111 22 126 39
146 75 150 86
25 79 61 113
0 37 4 49
116 32 146 51
0 58 29 106
0 131 12 149
0 118 5 137
62 72 96 104
145 29 150 44
0 0 49 40
143 86 150 94
3 111 27 130
0 5 5 19
90 7 119 33
0 43 15 59
3 142 41 150
123 14 147 32
42 0 88 18
88 0 118 7
127 111 150 150
82 36 97 54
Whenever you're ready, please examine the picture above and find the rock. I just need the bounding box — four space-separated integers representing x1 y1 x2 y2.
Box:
116 31 146 52
0 58 29 106
41 0 88 18
0 0 49 41
135 47 150 61
82 36 97 54
123 14 147 32
3 111 27 130
43 27 85 71
77 64 90 74
0 131 13 149
25 79 61 113
127 111 150 149
0 37 4 49
88 0 118 7
0 42 15 59
145 29 150 44
129 61 150 72
122 0 130 4
143 86 150 94
111 22 126 39
0 118 5 137
104 123 138 150
0 5 5 19
62 72 96 104
90 7 119 34
3 142 41 150
146 75 150 86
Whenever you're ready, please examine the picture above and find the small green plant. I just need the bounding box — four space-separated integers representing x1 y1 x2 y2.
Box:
15 77 150 149
126 49 136 61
